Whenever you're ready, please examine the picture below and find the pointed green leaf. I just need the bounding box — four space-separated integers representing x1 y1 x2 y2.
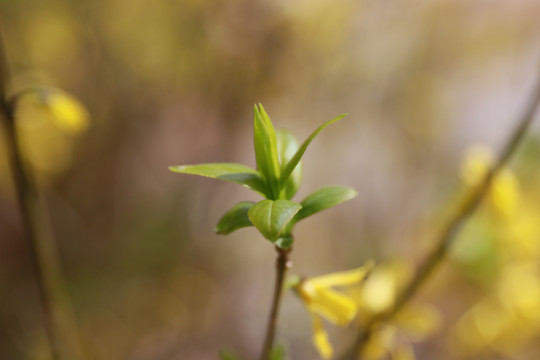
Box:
254 104 281 198
169 163 268 195
217 173 268 196
277 128 299 164
293 185 358 223
280 114 347 186
215 201 255 235
247 200 301 241
277 129 302 199
169 163 255 178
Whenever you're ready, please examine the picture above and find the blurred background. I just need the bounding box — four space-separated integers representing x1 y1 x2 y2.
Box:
1 0 540 359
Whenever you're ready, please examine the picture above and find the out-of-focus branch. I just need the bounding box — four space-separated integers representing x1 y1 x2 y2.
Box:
339 75 540 360
0 30 85 360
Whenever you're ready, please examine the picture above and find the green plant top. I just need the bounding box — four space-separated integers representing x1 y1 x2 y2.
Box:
169 104 357 248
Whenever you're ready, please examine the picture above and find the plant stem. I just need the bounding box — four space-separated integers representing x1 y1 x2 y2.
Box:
338 77 540 360
260 245 291 360
0 31 84 360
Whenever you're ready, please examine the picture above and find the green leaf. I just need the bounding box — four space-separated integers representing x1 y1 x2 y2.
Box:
247 200 301 241
279 114 347 186
293 185 358 223
218 173 268 196
215 201 255 235
254 104 281 198
269 344 287 360
277 129 302 199
169 163 267 195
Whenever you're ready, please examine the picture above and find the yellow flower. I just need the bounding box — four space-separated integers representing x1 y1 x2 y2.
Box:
14 87 90 175
460 145 495 186
460 145 521 219
450 145 540 358
355 262 440 360
361 306 440 360
44 89 90 135
291 261 375 359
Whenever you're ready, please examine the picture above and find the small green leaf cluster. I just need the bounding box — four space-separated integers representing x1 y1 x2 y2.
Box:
169 104 357 249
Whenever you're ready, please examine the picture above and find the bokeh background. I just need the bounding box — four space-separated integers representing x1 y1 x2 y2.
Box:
1 0 540 359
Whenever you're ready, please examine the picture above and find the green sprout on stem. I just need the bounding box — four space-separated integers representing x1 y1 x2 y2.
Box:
169 104 357 249
170 104 357 359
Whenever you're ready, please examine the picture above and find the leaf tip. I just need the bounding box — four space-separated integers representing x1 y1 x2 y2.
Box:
334 113 348 122
214 227 225 235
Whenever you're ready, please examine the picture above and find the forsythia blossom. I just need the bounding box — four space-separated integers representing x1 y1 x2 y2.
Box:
290 261 375 359
14 87 90 174
451 145 540 357
460 145 520 219
356 262 441 360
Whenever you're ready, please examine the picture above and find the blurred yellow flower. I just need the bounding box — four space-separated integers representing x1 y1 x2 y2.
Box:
362 324 425 360
291 260 375 359
44 89 90 135
355 262 440 360
451 144 540 358
460 145 495 186
357 261 411 315
14 87 90 175
361 307 441 360
501 204 540 258
460 145 520 219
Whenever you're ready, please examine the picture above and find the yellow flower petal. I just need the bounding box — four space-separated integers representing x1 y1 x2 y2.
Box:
363 326 396 360
307 260 375 288
311 315 333 359
460 145 521 218
45 90 90 135
302 283 358 325
360 267 397 314
298 261 375 325
473 298 510 344
501 207 540 257
460 145 495 186
489 169 520 219
16 116 74 173
12 88 90 176
497 263 540 319
17 88 90 136
394 304 441 341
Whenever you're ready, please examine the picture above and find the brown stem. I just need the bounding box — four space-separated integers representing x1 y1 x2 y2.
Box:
338 76 540 360
259 246 291 360
0 31 85 360
1 81 63 360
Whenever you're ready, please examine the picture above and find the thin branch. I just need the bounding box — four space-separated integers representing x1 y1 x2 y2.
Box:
259 246 292 360
339 76 540 360
0 30 85 360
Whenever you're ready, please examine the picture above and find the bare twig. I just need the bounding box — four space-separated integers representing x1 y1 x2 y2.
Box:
0 30 85 360
339 76 540 360
259 246 292 360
